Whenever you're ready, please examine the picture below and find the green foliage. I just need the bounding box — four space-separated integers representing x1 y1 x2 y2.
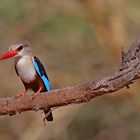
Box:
0 0 26 22
37 14 89 43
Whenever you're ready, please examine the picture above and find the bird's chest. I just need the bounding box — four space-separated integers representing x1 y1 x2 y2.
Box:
16 57 36 83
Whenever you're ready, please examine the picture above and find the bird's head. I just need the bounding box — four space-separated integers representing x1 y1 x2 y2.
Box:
0 43 32 60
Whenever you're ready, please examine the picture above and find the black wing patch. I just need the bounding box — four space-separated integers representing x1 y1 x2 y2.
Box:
34 57 49 80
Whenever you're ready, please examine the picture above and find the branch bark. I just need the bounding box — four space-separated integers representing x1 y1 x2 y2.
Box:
1 38 140 116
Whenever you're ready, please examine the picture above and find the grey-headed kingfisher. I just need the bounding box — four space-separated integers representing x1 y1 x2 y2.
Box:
0 43 53 121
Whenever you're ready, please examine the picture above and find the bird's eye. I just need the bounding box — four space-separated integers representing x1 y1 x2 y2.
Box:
16 45 23 51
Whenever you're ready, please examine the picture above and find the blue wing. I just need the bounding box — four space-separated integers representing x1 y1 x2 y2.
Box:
33 57 50 92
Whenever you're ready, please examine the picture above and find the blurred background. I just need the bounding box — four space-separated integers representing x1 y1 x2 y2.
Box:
0 0 140 140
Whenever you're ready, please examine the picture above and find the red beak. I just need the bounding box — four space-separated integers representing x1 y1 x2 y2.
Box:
0 50 18 60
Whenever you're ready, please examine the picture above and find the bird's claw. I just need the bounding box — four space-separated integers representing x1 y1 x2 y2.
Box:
15 90 28 99
32 90 40 100
32 95 36 100
15 93 24 99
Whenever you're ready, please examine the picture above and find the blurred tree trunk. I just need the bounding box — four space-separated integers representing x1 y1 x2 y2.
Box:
82 0 127 60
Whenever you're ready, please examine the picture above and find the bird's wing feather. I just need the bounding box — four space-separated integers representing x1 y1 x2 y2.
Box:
33 57 50 92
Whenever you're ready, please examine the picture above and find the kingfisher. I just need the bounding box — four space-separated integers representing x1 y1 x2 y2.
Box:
0 43 53 121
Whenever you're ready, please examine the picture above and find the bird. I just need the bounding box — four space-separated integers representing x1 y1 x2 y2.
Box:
0 43 53 121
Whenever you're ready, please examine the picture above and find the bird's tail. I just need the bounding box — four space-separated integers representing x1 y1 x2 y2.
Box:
43 108 53 121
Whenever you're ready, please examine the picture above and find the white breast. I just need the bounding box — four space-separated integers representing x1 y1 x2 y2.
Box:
15 56 36 83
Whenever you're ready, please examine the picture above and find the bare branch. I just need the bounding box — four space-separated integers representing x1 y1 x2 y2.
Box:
0 38 140 116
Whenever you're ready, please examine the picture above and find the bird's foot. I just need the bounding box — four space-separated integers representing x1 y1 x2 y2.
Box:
32 88 41 100
15 90 28 99
32 92 40 100
32 92 39 99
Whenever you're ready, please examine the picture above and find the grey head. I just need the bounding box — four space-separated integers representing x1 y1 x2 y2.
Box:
9 43 33 57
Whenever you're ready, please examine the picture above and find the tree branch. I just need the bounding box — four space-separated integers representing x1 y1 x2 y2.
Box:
1 38 140 116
